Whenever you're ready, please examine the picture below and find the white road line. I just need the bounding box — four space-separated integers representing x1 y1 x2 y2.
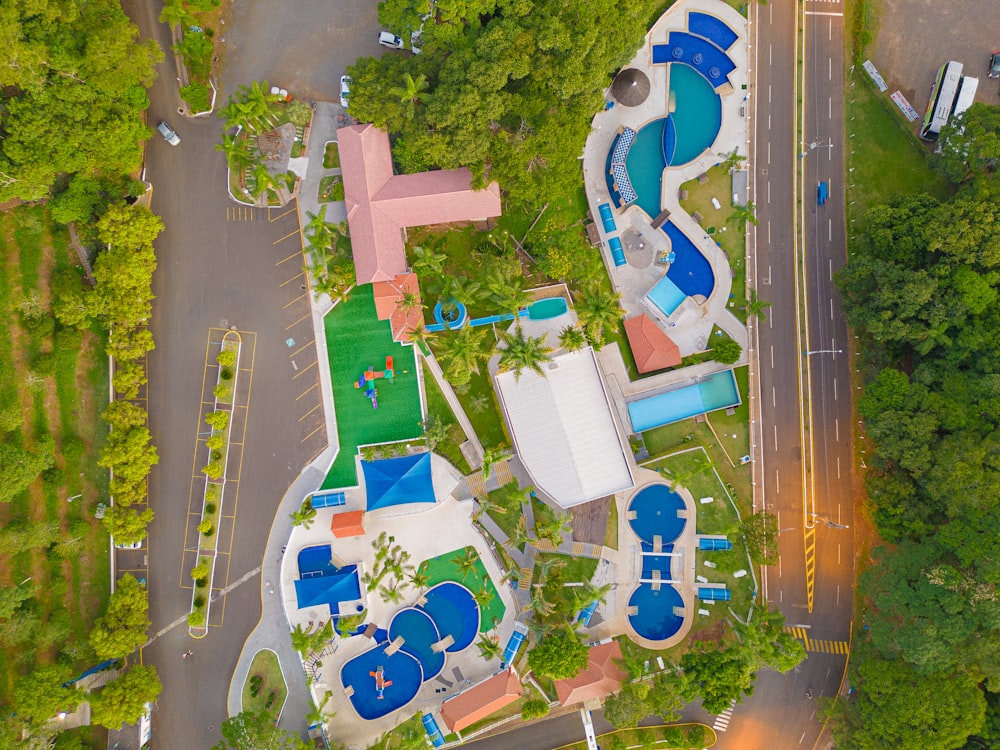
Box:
774 424 779 451
769 43 772 66
833 377 837 400
828 57 832 80
775 469 780 494
768 114 771 129
770 345 774 368
835 418 839 441
805 11 844 16
828 218 832 241
767 141 771 164
829 257 833 281
767 180 771 203
837 455 841 479
770 3 773 23
767 221 771 243
772 386 777 407
830 297 834 319
836 584 840 604
769 84 772 103
828 96 832 119
829 17 833 41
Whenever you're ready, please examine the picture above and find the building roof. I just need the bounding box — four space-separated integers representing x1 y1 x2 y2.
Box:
371 272 424 343
494 348 634 508
293 566 361 610
554 641 628 706
338 124 502 285
440 668 522 733
624 314 682 372
361 453 436 511
330 510 365 538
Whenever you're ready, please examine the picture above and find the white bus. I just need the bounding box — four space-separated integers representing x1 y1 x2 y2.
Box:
920 61 963 140
952 76 979 119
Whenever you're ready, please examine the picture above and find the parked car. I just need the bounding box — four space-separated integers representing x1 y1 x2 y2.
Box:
377 31 405 50
989 51 1000 79
115 539 143 550
410 31 423 55
817 181 829 206
156 120 180 146
340 75 351 109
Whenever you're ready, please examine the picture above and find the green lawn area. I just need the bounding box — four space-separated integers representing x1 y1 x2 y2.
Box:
845 68 953 230
320 285 424 489
417 546 506 631
556 723 714 750
484 480 525 539
422 362 472 474
604 497 619 549
241 649 287 716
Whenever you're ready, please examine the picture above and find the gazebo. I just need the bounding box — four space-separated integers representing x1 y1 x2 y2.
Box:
611 68 651 107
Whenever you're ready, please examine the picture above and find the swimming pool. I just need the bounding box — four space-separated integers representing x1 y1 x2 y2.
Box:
667 64 722 165
389 608 444 680
298 545 337 577
528 297 569 320
628 583 685 641
625 119 666 219
647 275 687 317
419 582 479 652
628 484 686 545
627 369 740 432
661 221 715 300
340 646 423 720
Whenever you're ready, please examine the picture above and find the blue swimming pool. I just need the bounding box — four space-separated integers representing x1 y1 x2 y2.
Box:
298 545 337 577
661 221 714 300
340 646 423 720
528 297 568 320
627 369 741 432
628 484 686 545
647 275 687 317
419 582 479 652
641 548 674 581
628 583 685 642
667 64 722 165
389 608 444 680
625 119 666 219
688 11 739 50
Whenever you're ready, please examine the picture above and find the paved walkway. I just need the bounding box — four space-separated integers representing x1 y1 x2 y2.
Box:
297 101 347 230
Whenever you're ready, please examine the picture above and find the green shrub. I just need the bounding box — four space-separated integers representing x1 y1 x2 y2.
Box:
191 563 209 580
205 483 219 502
520 699 549 720
196 577 208 588
332 181 345 202
686 725 707 746
198 519 215 537
202 462 223 479
264 690 276 710
662 727 684 746
205 503 216 514
194 596 205 608
180 82 211 113
31 352 56 376
249 674 263 698
216 349 236 367
188 611 205 627
176 30 213 81
219 366 233 381
205 435 224 451
212 383 227 400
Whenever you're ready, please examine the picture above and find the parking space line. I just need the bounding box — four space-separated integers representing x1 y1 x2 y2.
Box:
272 228 301 245
275 250 301 266
292 361 317 379
285 313 311 330
301 424 325 444
295 383 319 401
299 403 321 422
282 293 307 309
268 206 298 222
289 340 314 358
280 272 306 288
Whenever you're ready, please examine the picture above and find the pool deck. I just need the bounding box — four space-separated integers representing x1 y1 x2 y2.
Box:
582 0 749 360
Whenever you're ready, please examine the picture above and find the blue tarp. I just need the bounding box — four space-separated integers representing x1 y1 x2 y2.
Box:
294 565 361 609
362 453 436 511
422 714 446 747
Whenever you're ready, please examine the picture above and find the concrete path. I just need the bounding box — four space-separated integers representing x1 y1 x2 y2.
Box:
297 101 347 230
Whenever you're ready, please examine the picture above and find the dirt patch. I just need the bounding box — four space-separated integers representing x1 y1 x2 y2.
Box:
690 619 727 643
868 0 1000 124
570 496 612 545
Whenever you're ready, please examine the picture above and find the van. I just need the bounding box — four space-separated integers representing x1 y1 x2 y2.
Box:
377 31 405 50
817 181 828 206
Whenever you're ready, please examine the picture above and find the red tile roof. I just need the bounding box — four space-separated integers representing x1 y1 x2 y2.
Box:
337 124 502 285
624 314 682 372
371 272 423 343
440 668 522 733
553 641 627 706
330 510 365 538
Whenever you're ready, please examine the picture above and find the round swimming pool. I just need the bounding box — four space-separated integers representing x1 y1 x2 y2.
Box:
419 582 479 652
340 646 423 720
627 483 687 546
628 583 685 642
388 608 444 680
667 64 721 165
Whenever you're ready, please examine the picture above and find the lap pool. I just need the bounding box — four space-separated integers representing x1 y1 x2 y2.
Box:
628 369 740 432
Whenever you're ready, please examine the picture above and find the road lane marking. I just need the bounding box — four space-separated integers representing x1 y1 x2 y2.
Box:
829 258 833 281
829 96 832 119
298 403 321 422
280 272 305 288
769 44 772 65
772 386 777 407
268 206 297 222
829 17 833 40
768 84 771 104
767 141 770 164
292 360 317 379
775 469 780 494
770 345 774 368
767 180 771 203
830 297 834 319
275 250 301 266
833 377 837 400
828 57 832 80
837 455 841 479
835 418 839 441
828 218 832 241
774 425 778 451
282 293 307 310
272 228 301 245
805 11 843 16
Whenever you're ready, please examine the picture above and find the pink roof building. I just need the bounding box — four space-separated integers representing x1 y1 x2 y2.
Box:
553 641 628 706
338 124 502 285
440 668 522 734
624 314 682 372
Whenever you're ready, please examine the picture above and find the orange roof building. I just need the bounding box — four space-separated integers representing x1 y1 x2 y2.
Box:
330 510 365 538
337 124 502 286
624 314 682 372
440 668 522 734
553 641 627 706
371 272 424 343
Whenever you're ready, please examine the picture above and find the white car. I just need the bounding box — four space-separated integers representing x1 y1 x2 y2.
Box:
378 31 405 50
156 120 180 146
340 75 351 109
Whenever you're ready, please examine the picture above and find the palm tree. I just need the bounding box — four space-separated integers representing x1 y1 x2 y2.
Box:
396 289 423 316
486 271 529 313
718 147 744 173
745 288 772 321
159 1 194 27
659 453 714 491
481 446 508 481
497 325 551 380
289 498 317 529
286 99 313 127
379 580 404 604
408 567 431 590
405 322 435 352
436 326 488 386
732 201 759 229
246 161 279 199
528 588 555 619
451 548 480 581
558 324 586 352
215 132 256 172
576 284 623 345
441 274 483 310
575 581 613 610
290 623 312 657
535 556 566 583
305 206 336 252
371 531 390 561
475 633 503 662
507 515 532 552
537 510 572 547
412 245 446 276
388 72 429 120
236 80 282 133
472 583 495 610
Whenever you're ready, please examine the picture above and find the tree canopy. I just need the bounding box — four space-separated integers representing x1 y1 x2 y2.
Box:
89 574 150 660
90 664 162 730
527 626 589 680
212 709 310 750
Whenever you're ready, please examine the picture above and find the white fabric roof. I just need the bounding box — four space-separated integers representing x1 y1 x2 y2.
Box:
494 348 634 508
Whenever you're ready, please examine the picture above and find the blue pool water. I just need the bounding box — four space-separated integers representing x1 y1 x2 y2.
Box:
647 275 687 317
340 647 423 720
641 552 674 580
661 221 715 299
389 608 444 680
653 32 737 87
668 64 722 165
628 583 685 642
627 369 741 432
528 297 569 320
628 484 686 545
298 545 336 577
419 583 479 652
625 119 666 219
688 11 739 50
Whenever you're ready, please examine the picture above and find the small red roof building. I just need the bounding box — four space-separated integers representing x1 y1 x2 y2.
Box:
553 641 628 706
440 668 522 734
623 314 682 372
330 510 365 538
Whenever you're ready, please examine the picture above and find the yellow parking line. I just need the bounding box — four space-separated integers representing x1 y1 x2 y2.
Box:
299 403 321 422
301 424 325 444
292 361 317 379
289 340 314 358
280 272 305 288
272 228 301 245
285 313 310 330
296 383 319 401
275 250 301 266
283 293 307 309
269 206 298 222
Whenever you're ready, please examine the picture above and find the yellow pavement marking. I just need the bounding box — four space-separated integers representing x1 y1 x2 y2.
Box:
280 272 306 288
285 312 311 330
804 524 817 613
292 361 317 379
268 206 298 222
275 250 301 265
226 206 254 221
272 228 301 245
301 424 325 444
289 339 314 358
295 383 319 401
298 403 321 422
283 293 307 309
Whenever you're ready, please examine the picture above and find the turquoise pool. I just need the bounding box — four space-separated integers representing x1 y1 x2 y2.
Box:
528 297 568 320
647 275 687 317
625 119 666 219
667 63 722 165
627 369 740 432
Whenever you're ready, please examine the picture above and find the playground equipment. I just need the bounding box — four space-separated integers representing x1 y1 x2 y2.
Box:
354 356 395 410
370 665 392 700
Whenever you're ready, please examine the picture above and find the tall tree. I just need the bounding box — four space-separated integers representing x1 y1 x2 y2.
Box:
213 709 310 750
527 627 589 680
496 325 551 380
90 665 162 730
89 574 150 659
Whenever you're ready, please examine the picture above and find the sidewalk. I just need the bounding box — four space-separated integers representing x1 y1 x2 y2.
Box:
297 101 347 229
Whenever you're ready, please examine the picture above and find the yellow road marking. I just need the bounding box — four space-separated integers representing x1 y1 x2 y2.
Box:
272 228 301 245
280 272 305 288
283 293 307 310
295 383 319 401
299 403 321 422
268 206 298 222
285 313 311 330
301 424 325 444
289 339 314 358
292 361 317 379
275 250 301 265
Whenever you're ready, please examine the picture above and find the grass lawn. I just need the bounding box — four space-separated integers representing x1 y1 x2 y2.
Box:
317 174 343 203
679 164 747 323
323 141 340 169
484 480 525 539
422 362 472 474
320 286 423 489
646 448 741 534
417 546 506 632
845 68 953 230
604 497 619 549
241 649 288 717
556 723 714 750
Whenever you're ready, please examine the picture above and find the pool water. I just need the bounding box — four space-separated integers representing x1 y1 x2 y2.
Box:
625 119 666 219
340 647 423 720
389 608 444 680
660 221 715 300
627 484 686 545
528 297 569 320
628 583 685 641
627 369 740 432
667 63 722 165
647 275 687 317
419 582 479 652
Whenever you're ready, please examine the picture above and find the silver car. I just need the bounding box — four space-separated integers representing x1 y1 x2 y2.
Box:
156 120 181 146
